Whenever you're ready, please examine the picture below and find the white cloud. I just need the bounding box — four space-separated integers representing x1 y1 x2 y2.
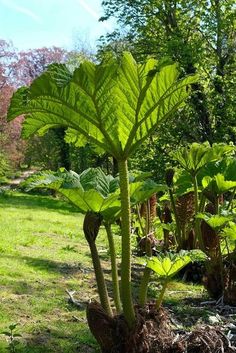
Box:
1 0 42 24
76 0 112 31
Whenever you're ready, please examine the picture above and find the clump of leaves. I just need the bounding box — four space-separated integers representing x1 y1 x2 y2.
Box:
170 142 234 249
2 323 22 353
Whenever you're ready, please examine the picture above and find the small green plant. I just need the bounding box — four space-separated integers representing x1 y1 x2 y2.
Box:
61 244 77 252
0 151 12 180
141 250 206 309
2 323 22 353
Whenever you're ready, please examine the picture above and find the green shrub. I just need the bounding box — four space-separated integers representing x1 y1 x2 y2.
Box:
0 151 11 183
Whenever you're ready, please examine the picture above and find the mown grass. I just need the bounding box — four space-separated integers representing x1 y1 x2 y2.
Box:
0 190 103 352
0 190 211 352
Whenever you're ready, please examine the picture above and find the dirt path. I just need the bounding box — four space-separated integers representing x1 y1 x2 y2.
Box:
8 170 36 187
1 170 36 191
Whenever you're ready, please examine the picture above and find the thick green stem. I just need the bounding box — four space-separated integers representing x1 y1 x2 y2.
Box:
145 200 151 234
156 281 168 310
193 193 206 249
225 238 230 257
227 188 236 210
136 205 146 236
88 240 112 316
169 188 182 246
217 237 225 298
215 196 219 214
118 159 135 328
193 174 199 214
199 193 206 213
104 222 122 314
215 196 225 297
139 240 152 307
193 174 204 250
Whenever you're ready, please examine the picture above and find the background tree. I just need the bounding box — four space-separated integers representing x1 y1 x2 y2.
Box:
15 47 72 170
0 40 25 173
0 41 97 173
100 0 236 180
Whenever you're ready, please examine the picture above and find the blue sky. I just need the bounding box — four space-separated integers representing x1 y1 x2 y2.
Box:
0 0 114 51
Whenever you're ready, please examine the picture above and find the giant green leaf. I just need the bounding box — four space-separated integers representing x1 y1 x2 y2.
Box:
8 52 197 160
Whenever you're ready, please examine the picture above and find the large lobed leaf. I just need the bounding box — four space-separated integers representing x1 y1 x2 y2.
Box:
142 250 206 280
23 168 121 219
23 168 163 221
196 213 233 230
198 156 236 182
129 179 166 204
222 222 236 241
8 53 197 160
172 142 234 176
202 173 236 196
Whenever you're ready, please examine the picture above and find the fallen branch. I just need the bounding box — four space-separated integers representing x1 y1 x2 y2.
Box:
66 289 85 309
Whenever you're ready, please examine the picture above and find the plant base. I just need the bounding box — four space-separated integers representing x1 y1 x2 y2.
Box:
203 256 236 305
86 302 235 352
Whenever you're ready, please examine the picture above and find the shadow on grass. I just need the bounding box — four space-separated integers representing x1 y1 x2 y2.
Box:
1 253 91 275
0 192 80 215
19 326 99 353
0 332 96 353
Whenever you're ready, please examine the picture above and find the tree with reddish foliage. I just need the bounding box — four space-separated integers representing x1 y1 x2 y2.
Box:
0 41 72 171
0 39 24 171
14 46 72 170
15 46 68 86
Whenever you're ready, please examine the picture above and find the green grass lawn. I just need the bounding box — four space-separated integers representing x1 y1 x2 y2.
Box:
0 190 211 352
0 190 103 352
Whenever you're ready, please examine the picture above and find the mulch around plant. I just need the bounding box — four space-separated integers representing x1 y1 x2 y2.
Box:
87 302 236 353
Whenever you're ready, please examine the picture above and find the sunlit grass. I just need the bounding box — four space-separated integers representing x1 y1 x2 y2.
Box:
0 191 102 352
